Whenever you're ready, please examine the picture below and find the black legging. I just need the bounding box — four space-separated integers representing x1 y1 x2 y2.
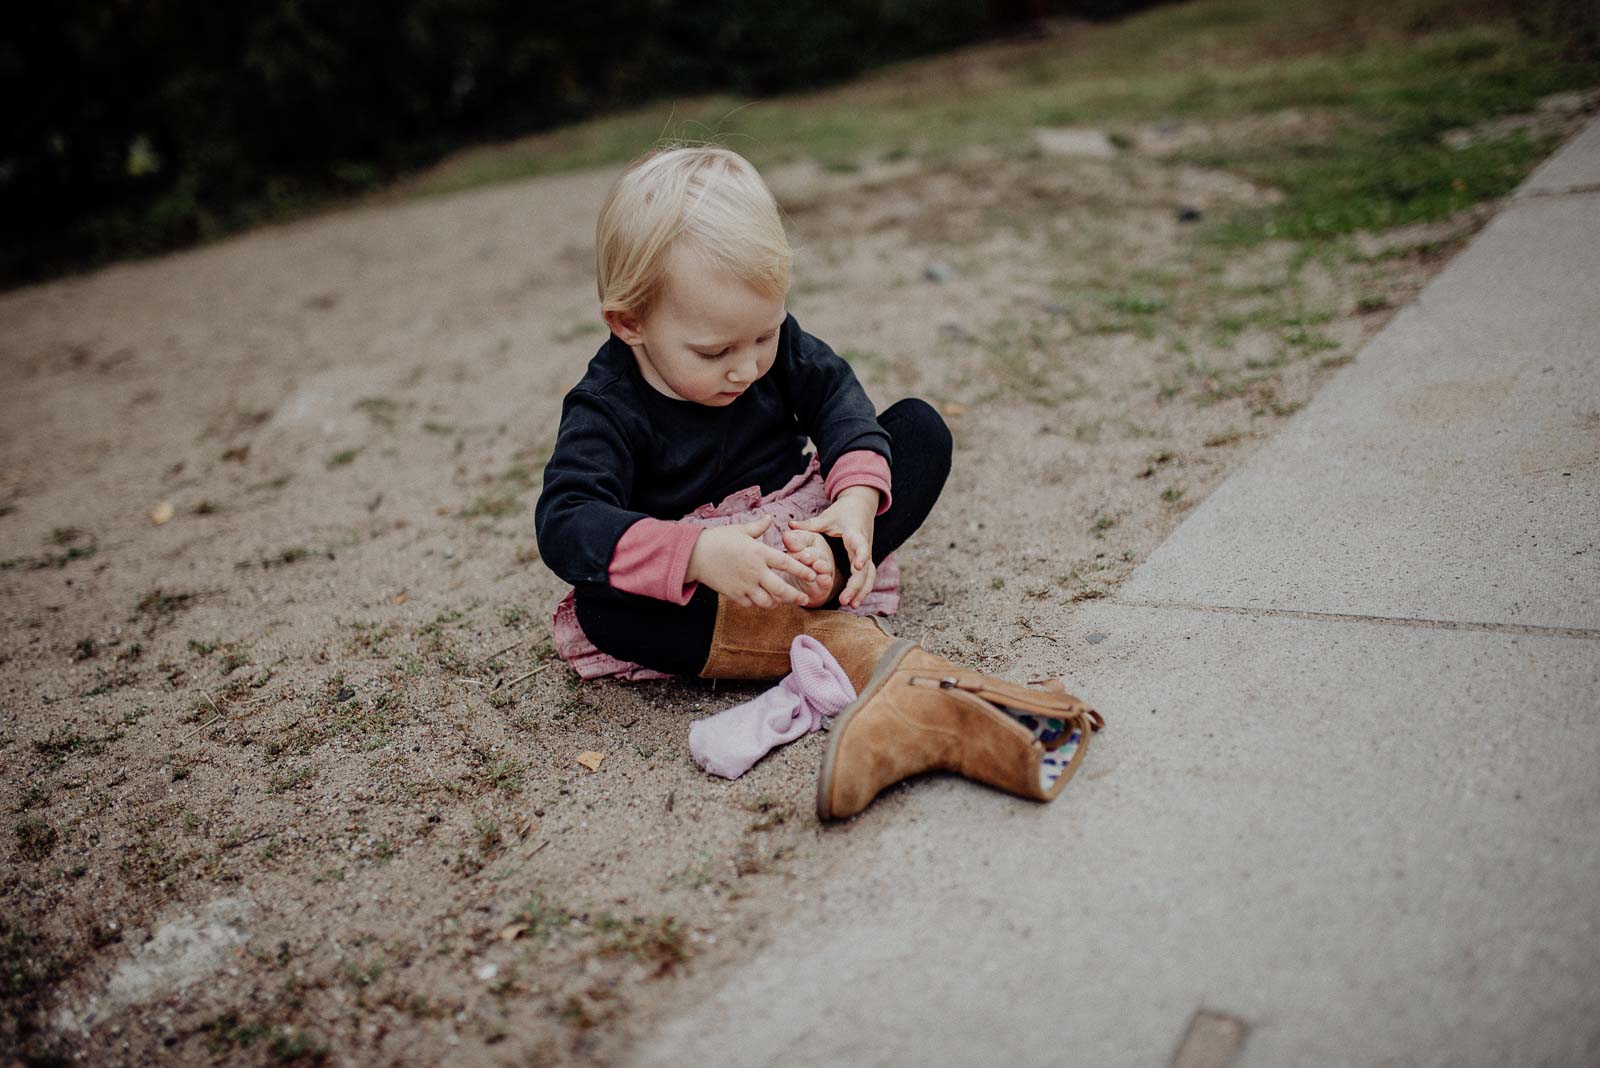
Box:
575 398 952 675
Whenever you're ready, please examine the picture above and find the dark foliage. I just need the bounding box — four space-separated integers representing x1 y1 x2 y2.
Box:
5 2 1170 285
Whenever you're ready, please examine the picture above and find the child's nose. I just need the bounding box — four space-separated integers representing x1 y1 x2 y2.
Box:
729 354 758 383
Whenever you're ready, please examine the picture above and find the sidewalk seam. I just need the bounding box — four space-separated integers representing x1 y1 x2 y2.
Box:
1110 599 1600 640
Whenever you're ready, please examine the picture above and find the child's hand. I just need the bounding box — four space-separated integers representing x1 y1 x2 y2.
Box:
686 515 816 609
789 486 879 608
779 527 837 608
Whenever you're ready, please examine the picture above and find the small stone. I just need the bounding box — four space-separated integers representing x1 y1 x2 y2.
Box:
1177 206 1203 223
335 687 356 703
924 262 956 284
1033 127 1117 159
1085 632 1109 645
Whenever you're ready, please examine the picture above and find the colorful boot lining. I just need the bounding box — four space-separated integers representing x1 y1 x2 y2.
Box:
1001 708 1083 791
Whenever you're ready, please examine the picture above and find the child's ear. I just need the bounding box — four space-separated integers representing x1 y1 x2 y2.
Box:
603 309 646 346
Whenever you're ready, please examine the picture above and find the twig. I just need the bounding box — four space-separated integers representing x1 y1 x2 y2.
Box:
184 689 227 736
500 664 551 690
474 639 525 666
1018 618 1064 644
184 713 223 738
529 839 550 857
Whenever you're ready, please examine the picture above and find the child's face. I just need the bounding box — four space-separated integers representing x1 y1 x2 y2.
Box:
606 244 786 407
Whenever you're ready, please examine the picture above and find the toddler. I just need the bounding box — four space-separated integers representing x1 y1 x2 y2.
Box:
536 144 951 679
535 144 1100 821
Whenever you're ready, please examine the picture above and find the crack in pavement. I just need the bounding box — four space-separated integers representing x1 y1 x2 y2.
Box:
1109 599 1600 640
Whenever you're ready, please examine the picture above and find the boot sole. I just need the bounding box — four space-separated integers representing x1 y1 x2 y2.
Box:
816 638 917 821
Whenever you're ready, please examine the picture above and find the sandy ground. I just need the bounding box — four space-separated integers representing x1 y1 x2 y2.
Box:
2 124 1496 1063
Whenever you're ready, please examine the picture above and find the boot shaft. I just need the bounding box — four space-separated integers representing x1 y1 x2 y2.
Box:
699 597 897 690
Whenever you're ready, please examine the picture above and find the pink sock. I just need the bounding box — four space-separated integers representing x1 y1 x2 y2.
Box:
688 635 857 780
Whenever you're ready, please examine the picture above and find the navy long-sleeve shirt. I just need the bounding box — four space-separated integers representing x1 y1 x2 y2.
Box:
535 313 891 590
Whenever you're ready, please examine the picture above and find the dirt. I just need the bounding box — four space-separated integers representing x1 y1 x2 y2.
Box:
2 126 1475 1063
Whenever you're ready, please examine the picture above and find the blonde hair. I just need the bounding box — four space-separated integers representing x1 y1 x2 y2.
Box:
596 144 792 319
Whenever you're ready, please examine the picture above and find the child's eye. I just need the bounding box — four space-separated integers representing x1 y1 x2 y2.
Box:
698 347 730 359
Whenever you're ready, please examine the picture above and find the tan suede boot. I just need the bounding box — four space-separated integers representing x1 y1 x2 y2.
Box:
816 642 1102 821
698 596 899 690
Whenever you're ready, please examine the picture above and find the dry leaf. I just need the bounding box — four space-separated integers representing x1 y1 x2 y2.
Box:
942 402 967 416
576 751 605 772
517 818 538 839
149 500 175 525
392 591 409 605
499 923 527 942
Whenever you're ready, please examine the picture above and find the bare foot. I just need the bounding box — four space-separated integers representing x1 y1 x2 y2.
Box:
780 527 837 608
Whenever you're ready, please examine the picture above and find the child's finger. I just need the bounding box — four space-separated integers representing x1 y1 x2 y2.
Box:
761 546 816 582
782 531 822 560
789 513 836 535
738 515 775 538
845 531 870 571
841 569 865 607
759 571 807 605
843 561 876 607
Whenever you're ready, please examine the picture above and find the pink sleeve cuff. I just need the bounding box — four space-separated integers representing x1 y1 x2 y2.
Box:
824 450 892 515
608 518 702 604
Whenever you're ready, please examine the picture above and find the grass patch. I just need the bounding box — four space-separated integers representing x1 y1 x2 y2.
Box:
354 396 400 428
270 765 317 793
0 540 99 571
511 890 575 944
1 919 67 998
458 494 523 520
407 0 1597 252
483 757 526 794
838 348 885 368
200 1011 270 1056
13 816 59 861
134 588 197 622
325 448 362 469
594 915 690 977
33 728 122 770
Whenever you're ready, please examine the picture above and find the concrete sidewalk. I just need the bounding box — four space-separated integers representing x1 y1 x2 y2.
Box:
634 119 1600 1067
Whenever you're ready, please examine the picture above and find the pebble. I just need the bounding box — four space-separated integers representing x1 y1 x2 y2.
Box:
924 262 956 284
474 962 498 982
1177 206 1203 223
1033 127 1117 159
1085 632 1109 645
